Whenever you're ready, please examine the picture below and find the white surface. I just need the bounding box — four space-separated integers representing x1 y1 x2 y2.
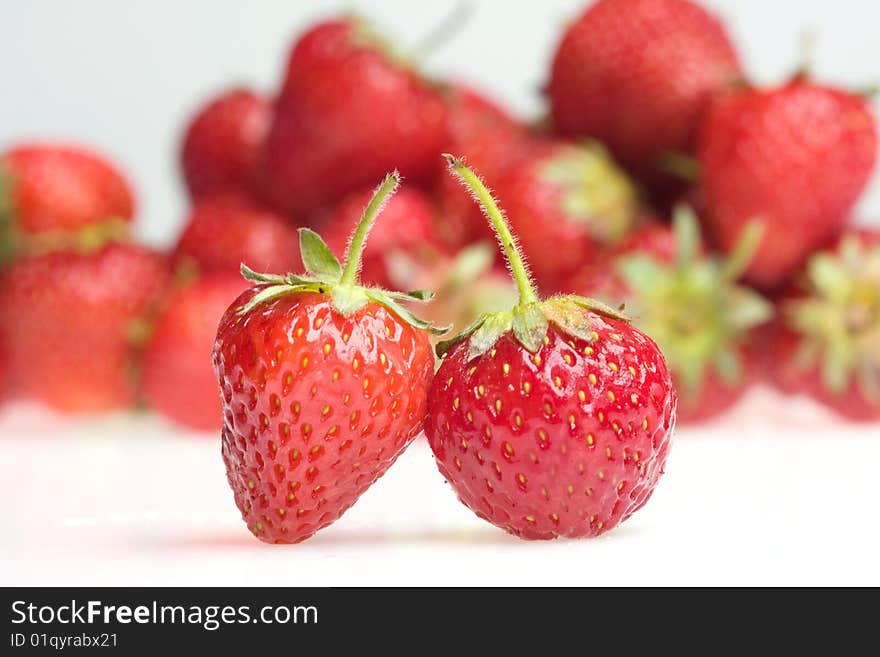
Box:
2 386 879 587
0 0 878 249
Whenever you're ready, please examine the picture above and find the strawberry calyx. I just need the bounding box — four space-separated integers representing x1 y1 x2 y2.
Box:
438 155 627 360
539 142 638 244
613 206 772 395
784 234 880 400
238 171 447 335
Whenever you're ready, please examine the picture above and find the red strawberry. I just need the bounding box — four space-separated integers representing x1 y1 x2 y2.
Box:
214 173 446 543
143 272 249 431
492 141 640 290
261 18 448 215
768 229 880 421
548 0 741 184
426 156 676 540
574 208 772 423
317 185 443 288
174 193 301 275
0 243 169 412
697 80 877 288
0 144 134 259
181 88 271 200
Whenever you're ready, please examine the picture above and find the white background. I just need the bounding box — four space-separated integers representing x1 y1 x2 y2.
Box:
1 0 879 586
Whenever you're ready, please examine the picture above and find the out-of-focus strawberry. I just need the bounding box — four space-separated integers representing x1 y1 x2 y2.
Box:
143 272 248 431
261 18 448 215
697 79 877 289
174 193 301 275
548 0 741 186
0 243 170 413
181 88 271 200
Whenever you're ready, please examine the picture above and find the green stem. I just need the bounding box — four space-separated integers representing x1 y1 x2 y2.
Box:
339 171 400 286
445 154 539 305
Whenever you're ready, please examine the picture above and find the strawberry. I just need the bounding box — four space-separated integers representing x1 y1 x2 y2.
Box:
181 88 271 200
0 243 169 413
574 208 772 423
548 0 741 185
426 156 676 540
492 141 640 290
143 272 248 431
260 18 448 215
0 144 134 260
214 173 446 543
697 79 878 288
173 193 301 275
317 185 443 288
768 229 880 421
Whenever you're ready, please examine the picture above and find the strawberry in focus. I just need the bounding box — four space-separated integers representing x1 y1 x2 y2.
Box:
174 193 302 275
0 243 169 413
317 185 443 288
426 156 676 540
181 88 272 200
214 172 446 543
0 144 134 260
697 79 877 288
548 0 741 186
493 141 640 290
261 18 448 215
768 229 880 421
143 272 249 431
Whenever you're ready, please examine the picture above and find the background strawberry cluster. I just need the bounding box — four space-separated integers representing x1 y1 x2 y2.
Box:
0 0 878 431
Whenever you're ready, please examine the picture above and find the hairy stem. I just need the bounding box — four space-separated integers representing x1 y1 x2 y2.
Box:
340 171 400 286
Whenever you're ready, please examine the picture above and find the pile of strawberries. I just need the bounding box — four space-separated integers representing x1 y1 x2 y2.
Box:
0 0 878 543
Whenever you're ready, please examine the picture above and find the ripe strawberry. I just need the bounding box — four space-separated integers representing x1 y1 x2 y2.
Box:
426 156 676 540
215 173 446 543
697 80 877 288
548 0 741 184
143 272 249 431
181 88 271 199
260 18 448 215
0 144 134 260
0 243 169 412
768 229 880 421
492 141 640 290
317 185 443 288
574 208 772 423
174 193 301 275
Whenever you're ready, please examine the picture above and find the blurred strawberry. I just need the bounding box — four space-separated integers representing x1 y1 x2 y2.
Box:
435 84 537 247
697 79 877 289
317 185 443 288
768 229 880 421
174 193 301 274
548 0 741 186
490 141 640 290
576 208 772 422
1 144 134 260
181 88 271 200
143 272 248 431
260 18 448 215
0 243 169 413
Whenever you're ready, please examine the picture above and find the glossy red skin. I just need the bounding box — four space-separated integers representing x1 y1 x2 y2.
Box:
181 88 271 199
767 230 880 421
174 193 302 274
143 273 249 431
317 186 442 288
215 291 434 543
427 315 676 540
261 19 448 215
697 82 877 289
2 145 134 236
494 142 635 290
0 244 169 412
548 0 740 183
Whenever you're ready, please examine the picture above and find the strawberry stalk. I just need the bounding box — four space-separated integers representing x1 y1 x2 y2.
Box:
340 172 399 285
